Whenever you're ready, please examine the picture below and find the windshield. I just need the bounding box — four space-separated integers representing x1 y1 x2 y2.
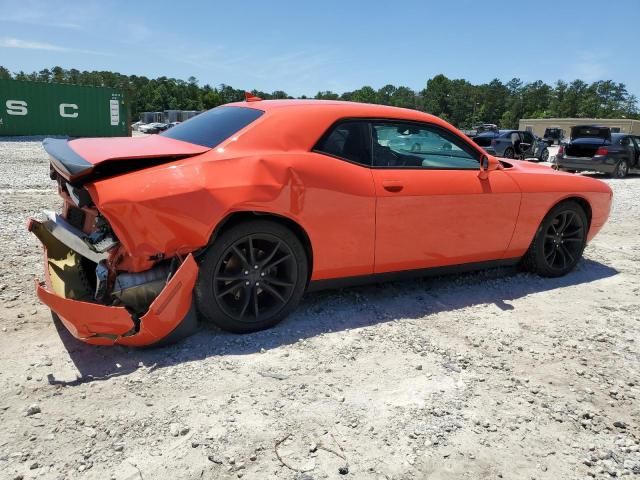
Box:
161 106 264 148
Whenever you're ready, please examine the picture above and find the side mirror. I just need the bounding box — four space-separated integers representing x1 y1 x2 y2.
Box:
479 155 502 180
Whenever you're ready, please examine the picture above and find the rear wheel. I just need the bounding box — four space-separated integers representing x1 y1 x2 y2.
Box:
503 147 515 159
195 220 308 333
521 201 587 277
611 159 629 178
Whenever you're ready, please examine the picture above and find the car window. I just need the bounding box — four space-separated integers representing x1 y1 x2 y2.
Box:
160 106 264 148
522 132 534 143
314 121 371 166
620 136 630 146
371 122 479 169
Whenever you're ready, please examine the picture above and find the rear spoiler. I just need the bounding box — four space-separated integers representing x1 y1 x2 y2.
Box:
43 137 210 184
43 138 93 181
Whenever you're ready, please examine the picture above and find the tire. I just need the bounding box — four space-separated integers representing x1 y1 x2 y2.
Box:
195 219 308 333
610 159 629 178
540 148 549 162
521 200 588 277
503 147 515 159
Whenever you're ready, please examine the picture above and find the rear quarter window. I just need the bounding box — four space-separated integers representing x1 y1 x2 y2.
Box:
161 106 264 148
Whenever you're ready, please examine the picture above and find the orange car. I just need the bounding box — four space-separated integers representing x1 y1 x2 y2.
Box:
29 98 613 346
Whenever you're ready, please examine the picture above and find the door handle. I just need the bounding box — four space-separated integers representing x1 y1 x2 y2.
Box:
382 181 403 192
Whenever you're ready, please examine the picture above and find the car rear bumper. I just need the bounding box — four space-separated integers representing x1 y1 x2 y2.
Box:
556 156 617 174
28 216 198 346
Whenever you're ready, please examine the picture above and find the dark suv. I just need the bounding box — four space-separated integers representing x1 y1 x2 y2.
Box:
555 125 640 178
543 128 564 145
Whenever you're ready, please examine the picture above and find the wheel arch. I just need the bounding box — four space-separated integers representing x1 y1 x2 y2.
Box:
206 210 314 284
546 195 592 229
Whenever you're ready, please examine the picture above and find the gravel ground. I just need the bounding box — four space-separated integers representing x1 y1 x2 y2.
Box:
0 139 638 480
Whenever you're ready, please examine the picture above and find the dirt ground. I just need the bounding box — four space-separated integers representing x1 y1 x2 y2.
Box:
0 138 638 480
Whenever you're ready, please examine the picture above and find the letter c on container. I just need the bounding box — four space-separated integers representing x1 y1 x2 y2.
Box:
59 103 79 118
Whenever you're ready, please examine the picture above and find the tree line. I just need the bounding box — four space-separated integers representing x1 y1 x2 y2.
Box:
1 65 637 129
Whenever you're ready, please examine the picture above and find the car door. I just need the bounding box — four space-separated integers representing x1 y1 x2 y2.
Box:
619 136 636 165
370 120 521 274
633 137 640 167
521 131 536 157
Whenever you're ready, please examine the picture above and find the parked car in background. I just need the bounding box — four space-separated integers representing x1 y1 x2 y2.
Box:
29 99 612 346
139 122 169 134
473 130 549 161
543 128 564 145
381 127 452 153
555 125 640 178
132 121 145 131
168 121 181 128
475 123 498 135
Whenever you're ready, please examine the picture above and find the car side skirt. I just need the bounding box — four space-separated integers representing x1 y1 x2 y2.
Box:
307 257 521 292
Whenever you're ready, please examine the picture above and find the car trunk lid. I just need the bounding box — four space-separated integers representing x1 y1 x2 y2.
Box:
570 125 611 141
565 137 610 158
44 136 210 184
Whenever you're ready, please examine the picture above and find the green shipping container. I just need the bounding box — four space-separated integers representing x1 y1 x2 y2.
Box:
0 79 130 137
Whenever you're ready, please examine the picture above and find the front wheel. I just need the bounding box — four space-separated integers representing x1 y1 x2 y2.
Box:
521 201 588 277
195 220 308 333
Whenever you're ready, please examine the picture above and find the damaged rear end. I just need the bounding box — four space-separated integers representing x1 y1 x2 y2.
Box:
29 137 204 346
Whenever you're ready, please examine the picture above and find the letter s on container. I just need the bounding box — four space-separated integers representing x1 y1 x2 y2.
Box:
6 100 28 116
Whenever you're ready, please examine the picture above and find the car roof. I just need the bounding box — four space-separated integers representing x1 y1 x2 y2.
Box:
225 99 446 124
214 99 487 155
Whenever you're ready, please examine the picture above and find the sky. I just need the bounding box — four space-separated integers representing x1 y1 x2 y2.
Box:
0 0 638 97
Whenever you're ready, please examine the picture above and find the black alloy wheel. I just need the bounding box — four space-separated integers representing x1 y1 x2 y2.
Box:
195 220 308 333
503 147 515 159
541 210 586 273
213 234 296 322
522 201 587 277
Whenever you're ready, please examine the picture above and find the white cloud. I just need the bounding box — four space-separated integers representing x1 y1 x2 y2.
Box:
125 22 153 43
568 51 610 83
0 0 108 30
0 37 113 56
0 37 66 51
158 42 343 96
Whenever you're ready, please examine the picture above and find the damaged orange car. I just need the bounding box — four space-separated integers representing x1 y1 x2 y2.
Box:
29 98 613 346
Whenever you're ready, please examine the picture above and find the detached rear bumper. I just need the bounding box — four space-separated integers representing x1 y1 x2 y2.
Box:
28 217 198 346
